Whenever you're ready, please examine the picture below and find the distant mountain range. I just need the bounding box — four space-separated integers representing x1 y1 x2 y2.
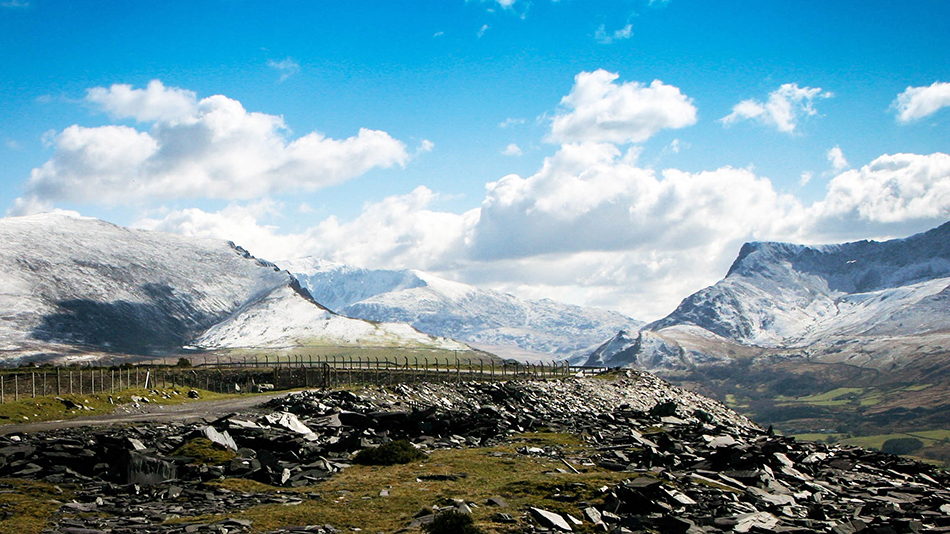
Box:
279 258 643 362
5 211 950 381
0 213 466 364
585 221 950 372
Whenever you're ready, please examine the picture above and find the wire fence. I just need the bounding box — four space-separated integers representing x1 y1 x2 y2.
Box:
0 355 598 403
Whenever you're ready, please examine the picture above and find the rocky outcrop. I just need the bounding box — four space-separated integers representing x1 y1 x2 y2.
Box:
1 374 948 533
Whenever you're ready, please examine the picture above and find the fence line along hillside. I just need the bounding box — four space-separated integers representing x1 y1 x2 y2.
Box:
0 354 589 403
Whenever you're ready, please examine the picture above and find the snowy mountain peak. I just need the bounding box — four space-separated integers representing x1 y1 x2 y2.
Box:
647 221 950 347
583 221 950 371
281 257 643 361
0 216 467 363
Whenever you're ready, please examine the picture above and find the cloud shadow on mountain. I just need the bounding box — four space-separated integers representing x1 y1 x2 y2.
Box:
31 298 191 355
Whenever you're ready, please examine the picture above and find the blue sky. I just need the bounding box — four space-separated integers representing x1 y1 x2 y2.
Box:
2 0 949 320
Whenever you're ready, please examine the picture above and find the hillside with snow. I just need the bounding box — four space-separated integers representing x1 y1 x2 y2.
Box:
586 221 950 371
0 214 466 363
278 258 643 361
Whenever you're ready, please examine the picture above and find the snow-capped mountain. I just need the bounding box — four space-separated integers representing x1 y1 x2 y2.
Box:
588 221 950 370
0 213 465 363
278 258 643 361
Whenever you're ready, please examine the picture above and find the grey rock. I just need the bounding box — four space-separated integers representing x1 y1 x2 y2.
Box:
530 507 573 531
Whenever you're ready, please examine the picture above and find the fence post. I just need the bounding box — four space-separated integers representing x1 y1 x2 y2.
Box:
14 374 18 402
32 372 35 398
1 375 4 404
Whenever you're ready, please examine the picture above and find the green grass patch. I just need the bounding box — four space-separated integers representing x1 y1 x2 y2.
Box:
0 478 73 534
0 387 243 427
791 433 843 443
423 510 484 534
903 384 934 392
793 430 950 452
353 440 428 466
515 431 587 452
189 434 634 533
173 438 238 465
795 387 864 403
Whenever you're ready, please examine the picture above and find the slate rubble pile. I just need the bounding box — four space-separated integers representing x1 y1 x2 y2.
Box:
0 371 947 533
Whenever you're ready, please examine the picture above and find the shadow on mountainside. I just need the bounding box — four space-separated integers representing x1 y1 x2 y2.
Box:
31 298 194 355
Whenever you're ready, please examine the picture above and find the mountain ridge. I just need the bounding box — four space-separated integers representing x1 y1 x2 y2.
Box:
279 259 643 361
0 213 466 363
645 221 950 349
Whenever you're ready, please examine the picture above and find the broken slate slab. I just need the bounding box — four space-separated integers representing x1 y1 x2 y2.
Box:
200 426 237 451
530 507 573 532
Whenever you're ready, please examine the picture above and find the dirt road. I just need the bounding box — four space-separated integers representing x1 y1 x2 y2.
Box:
0 391 293 435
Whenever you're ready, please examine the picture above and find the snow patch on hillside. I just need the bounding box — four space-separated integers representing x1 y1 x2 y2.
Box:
0 214 467 360
279 258 643 361
194 285 468 350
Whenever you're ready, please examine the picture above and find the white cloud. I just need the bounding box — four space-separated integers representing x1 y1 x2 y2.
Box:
720 83 833 133
499 117 526 128
15 81 409 208
86 80 197 124
267 57 301 82
7 196 52 216
808 152 950 238
893 82 950 123
135 147 950 320
548 70 697 144
134 200 309 262
827 146 849 172
502 143 523 156
800 171 814 186
139 187 474 273
469 142 803 261
594 23 633 44
477 24 489 37
417 139 435 153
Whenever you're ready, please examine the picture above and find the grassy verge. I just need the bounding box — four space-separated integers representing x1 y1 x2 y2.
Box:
0 387 242 427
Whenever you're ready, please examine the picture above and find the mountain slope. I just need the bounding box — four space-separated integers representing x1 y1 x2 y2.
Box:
0 214 464 362
583 222 950 438
585 221 950 371
648 221 950 348
195 284 465 350
278 258 643 360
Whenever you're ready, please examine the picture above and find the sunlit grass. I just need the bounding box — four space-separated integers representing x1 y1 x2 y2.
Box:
191 432 636 533
0 387 243 427
0 478 73 534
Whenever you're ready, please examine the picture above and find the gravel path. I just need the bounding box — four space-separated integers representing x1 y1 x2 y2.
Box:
0 390 293 435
